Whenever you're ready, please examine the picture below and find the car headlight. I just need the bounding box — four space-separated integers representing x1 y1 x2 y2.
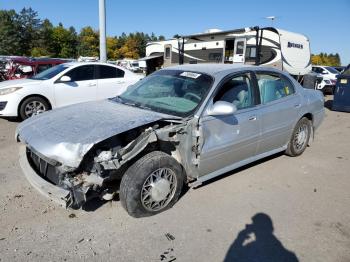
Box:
0 87 23 96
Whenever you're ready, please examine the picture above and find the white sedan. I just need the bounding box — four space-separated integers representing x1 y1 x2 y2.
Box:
0 62 142 119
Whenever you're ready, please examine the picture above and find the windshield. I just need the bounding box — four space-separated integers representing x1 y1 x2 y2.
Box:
31 64 70 80
325 67 339 74
117 70 213 117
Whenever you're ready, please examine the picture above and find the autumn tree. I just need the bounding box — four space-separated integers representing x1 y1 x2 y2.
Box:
311 53 341 66
77 26 99 57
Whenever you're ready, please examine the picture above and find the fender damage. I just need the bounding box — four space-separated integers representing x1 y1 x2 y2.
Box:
18 116 201 209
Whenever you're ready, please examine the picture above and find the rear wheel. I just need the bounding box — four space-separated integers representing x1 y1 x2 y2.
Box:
286 117 311 156
120 151 184 218
19 96 50 120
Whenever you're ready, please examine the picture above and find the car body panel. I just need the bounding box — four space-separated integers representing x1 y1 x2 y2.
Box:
199 106 260 176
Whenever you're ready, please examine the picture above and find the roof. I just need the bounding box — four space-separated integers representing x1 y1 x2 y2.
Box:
165 63 280 76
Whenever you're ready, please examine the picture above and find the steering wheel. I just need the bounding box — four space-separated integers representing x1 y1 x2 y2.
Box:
184 92 201 103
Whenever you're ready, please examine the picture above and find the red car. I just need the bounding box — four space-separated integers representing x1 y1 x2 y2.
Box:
0 56 68 81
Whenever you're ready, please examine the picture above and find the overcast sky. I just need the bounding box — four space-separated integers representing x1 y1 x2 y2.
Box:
2 0 350 64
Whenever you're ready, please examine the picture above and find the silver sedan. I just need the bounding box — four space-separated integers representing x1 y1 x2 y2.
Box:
17 64 325 217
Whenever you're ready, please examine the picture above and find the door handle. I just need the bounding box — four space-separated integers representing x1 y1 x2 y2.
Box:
116 81 126 84
294 103 301 108
248 115 257 121
88 83 96 87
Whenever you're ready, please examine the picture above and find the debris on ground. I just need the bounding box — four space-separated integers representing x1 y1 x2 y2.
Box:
165 233 175 241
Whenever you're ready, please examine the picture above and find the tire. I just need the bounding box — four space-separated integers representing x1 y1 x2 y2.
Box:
19 96 50 120
120 151 184 218
285 117 311 157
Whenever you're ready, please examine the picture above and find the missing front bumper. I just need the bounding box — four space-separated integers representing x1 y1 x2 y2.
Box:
19 145 71 207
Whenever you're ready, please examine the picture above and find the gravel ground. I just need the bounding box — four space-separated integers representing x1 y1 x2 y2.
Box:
0 98 349 262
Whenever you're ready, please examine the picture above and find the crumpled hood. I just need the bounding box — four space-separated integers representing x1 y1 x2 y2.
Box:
0 78 42 89
16 99 173 168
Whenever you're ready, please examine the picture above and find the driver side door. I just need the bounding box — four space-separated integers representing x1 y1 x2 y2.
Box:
53 65 97 107
198 72 261 176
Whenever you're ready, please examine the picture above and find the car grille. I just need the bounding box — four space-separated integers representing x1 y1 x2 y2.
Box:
27 148 61 185
0 101 7 111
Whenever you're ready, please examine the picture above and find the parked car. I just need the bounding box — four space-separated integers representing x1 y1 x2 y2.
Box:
312 65 339 94
0 62 142 119
16 64 325 217
333 64 350 112
332 66 346 73
0 56 66 82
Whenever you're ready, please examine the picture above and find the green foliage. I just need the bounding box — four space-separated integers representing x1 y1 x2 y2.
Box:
77 26 99 57
311 53 341 66
0 7 166 59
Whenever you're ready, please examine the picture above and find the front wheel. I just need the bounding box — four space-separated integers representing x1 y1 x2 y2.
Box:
19 96 50 120
120 151 184 218
285 117 311 157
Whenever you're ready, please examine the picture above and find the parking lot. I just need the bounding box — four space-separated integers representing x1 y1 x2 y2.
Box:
0 98 349 262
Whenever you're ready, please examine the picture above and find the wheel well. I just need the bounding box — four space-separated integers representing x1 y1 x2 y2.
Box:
18 94 52 115
302 113 313 123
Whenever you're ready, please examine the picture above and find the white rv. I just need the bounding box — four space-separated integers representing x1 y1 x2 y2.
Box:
145 27 311 77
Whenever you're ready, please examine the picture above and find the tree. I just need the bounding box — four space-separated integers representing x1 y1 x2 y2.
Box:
18 8 42 55
311 53 341 66
0 10 22 55
106 36 120 59
31 19 54 56
77 26 99 57
50 23 78 58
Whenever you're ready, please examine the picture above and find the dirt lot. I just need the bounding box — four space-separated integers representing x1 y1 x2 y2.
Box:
0 99 350 262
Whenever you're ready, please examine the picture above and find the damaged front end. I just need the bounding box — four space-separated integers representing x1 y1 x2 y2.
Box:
19 117 201 209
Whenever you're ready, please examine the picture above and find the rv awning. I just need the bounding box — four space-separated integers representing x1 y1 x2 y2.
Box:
138 55 163 61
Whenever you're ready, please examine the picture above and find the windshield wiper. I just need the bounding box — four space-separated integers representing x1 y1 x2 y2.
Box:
115 96 151 111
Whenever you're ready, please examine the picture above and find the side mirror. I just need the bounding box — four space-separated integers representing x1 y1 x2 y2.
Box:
59 75 71 82
207 101 237 116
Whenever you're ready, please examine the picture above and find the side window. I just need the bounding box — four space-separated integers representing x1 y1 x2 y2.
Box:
96 65 125 79
37 64 51 73
213 73 254 110
256 73 295 104
65 65 94 81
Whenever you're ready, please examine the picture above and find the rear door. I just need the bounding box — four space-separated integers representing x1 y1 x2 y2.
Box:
95 65 129 99
198 72 261 176
254 71 301 154
53 64 97 107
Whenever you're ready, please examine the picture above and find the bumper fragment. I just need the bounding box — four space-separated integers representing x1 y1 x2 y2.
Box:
19 145 70 207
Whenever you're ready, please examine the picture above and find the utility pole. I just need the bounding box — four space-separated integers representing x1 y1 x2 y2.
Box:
99 0 107 62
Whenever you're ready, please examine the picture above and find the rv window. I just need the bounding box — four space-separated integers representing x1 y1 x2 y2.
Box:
256 73 295 104
209 53 222 62
236 41 245 55
246 47 257 58
165 47 171 59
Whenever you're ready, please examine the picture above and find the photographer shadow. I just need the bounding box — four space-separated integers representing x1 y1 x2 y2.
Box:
224 213 298 262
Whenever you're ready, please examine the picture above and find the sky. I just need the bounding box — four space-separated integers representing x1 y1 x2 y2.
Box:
1 0 350 64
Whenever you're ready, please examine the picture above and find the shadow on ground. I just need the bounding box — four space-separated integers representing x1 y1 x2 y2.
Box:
224 213 298 262
324 99 333 110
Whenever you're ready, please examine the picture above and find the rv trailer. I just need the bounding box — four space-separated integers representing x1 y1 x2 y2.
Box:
145 26 311 77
